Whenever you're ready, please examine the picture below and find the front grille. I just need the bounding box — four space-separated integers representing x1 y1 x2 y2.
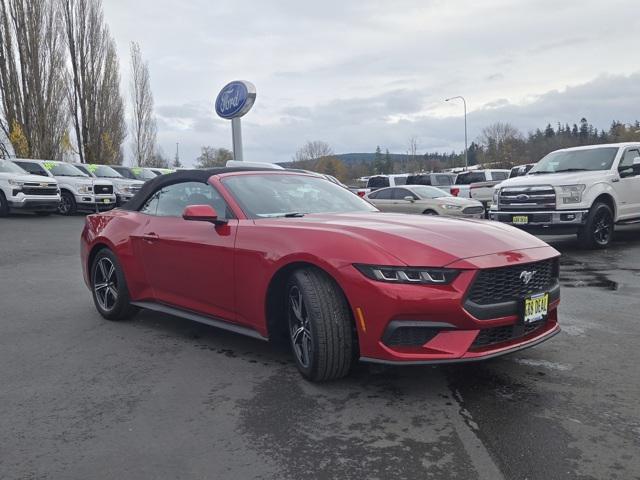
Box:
463 206 485 215
21 187 58 196
499 186 556 211
467 259 558 305
94 185 113 195
384 326 439 347
472 320 546 348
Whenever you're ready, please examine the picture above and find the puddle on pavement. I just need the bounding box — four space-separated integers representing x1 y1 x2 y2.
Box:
560 257 621 290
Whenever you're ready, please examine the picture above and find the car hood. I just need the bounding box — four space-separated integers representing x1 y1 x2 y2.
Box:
108 178 143 187
259 212 553 267
0 172 57 184
498 170 614 188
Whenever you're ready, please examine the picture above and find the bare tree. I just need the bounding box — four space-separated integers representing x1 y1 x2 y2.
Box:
61 0 126 164
0 0 68 159
293 140 333 163
478 122 524 166
129 41 157 167
195 146 233 168
407 136 418 171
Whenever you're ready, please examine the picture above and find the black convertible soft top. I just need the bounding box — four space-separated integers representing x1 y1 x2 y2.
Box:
120 167 272 211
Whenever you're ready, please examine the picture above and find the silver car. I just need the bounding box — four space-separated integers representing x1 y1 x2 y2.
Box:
366 185 485 218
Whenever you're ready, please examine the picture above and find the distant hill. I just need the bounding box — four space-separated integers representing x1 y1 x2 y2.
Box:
278 152 413 167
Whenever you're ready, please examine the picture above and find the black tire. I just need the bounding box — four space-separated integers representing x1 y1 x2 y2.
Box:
286 268 354 382
422 209 438 215
58 191 77 215
577 202 614 249
90 249 139 321
0 191 8 217
34 211 52 216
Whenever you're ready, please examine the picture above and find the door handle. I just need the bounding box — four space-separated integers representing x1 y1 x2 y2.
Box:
612 178 620 183
141 232 159 242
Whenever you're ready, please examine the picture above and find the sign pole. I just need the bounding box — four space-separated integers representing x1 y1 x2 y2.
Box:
215 80 256 162
231 117 243 161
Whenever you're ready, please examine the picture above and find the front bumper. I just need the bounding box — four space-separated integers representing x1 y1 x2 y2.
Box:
339 246 561 364
489 209 588 233
8 197 60 211
75 194 116 211
115 193 135 206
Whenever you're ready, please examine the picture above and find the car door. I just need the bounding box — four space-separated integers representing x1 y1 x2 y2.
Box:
391 187 420 213
134 181 239 321
615 147 640 219
368 187 394 211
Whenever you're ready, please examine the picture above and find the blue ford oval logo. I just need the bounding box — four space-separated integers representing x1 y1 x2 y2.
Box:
215 80 256 119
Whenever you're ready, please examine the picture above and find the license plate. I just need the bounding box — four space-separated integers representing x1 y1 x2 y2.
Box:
512 215 529 225
523 293 549 324
103 198 111 204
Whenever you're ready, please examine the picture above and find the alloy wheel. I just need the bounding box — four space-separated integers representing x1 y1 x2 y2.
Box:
58 195 71 215
288 285 313 369
93 257 118 311
593 210 612 245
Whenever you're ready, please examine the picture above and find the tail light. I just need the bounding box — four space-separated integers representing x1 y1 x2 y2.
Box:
357 191 366 197
451 187 460 197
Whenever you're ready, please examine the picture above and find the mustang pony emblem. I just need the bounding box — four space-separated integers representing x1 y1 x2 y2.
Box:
520 270 536 284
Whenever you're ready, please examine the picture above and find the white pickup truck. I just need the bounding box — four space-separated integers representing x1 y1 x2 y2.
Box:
0 159 60 216
489 143 640 248
451 169 510 199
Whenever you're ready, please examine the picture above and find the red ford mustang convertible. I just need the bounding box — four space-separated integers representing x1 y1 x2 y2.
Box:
81 168 560 381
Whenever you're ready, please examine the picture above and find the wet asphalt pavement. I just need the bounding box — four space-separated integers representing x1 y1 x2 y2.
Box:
1 214 639 480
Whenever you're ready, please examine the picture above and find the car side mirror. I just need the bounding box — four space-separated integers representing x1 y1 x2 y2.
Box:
182 204 227 225
403 195 415 202
633 157 640 166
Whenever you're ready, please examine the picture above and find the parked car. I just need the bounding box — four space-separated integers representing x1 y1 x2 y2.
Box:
366 185 485 218
13 159 116 215
150 168 175 176
354 173 411 197
489 143 640 248
405 173 458 194
73 163 143 206
111 166 158 182
451 169 510 198
81 168 560 381
0 159 60 216
509 164 536 178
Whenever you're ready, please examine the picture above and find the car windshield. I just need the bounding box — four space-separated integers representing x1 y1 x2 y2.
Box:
113 167 135 179
411 186 451 199
0 160 27 174
222 173 378 218
49 162 87 177
131 167 158 180
530 147 619 173
90 165 123 178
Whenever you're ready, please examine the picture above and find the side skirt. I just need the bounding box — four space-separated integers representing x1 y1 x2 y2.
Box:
131 301 268 341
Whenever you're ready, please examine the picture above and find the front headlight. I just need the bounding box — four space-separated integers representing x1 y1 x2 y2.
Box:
354 264 459 285
77 184 92 194
558 184 586 204
8 179 24 188
493 188 499 205
441 204 463 210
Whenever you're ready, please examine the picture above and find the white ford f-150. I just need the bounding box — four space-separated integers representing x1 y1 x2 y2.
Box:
13 159 116 215
489 143 640 248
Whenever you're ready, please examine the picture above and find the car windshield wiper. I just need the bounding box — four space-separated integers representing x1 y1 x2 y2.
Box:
553 168 590 173
282 212 306 217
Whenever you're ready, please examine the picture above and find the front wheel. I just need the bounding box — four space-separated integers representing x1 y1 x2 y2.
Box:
0 191 8 217
91 249 138 321
577 202 614 249
286 268 354 382
58 191 77 215
422 209 438 215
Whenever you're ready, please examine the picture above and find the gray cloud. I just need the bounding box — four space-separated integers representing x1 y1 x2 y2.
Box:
102 0 640 166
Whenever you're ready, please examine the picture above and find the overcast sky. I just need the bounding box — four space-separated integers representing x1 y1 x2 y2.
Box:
103 0 639 166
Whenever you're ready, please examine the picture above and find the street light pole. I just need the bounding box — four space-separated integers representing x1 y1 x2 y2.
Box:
445 96 468 169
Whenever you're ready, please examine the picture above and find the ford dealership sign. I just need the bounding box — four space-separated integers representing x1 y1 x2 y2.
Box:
215 80 256 119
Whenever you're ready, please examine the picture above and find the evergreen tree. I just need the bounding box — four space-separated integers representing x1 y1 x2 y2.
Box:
544 124 555 138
